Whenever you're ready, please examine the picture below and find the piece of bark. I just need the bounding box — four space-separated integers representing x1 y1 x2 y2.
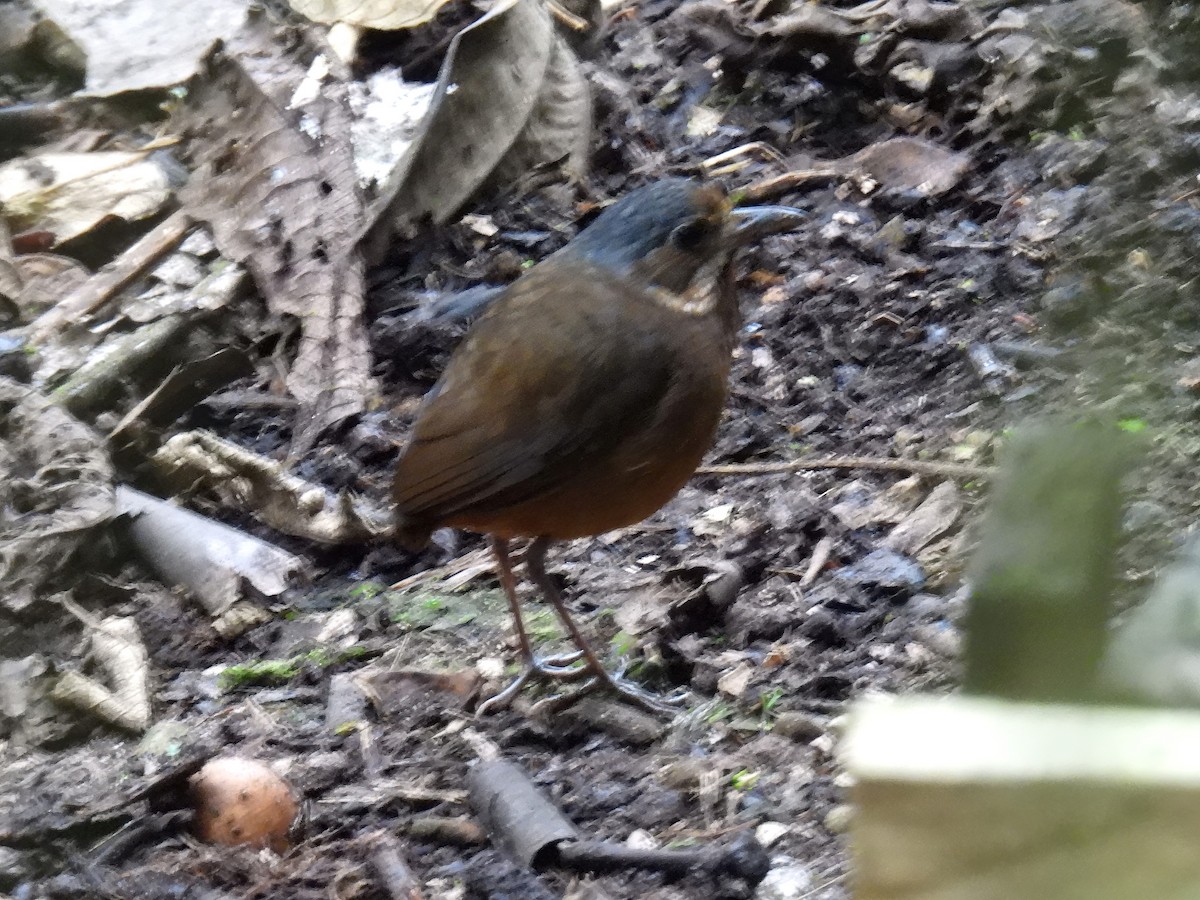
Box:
116 485 306 616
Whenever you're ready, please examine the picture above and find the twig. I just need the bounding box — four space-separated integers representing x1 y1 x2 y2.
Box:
702 143 789 178
28 210 193 342
547 0 591 31
741 169 838 203
555 836 767 879
801 536 834 588
696 455 993 480
388 547 495 593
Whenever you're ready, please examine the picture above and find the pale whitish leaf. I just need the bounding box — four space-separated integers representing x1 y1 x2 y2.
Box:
33 0 247 95
0 151 172 246
290 0 454 30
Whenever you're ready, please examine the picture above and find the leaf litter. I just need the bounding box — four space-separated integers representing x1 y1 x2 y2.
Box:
4 0 1200 896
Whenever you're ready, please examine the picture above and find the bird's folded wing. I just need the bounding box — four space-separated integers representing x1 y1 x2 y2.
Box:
393 273 674 522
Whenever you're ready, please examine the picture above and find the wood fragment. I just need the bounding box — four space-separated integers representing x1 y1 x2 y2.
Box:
50 607 151 732
845 694 1200 900
27 210 192 342
964 423 1135 701
117 485 306 617
370 831 425 900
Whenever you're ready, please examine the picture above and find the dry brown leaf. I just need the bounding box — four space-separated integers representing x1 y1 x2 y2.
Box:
850 136 970 196
173 20 375 438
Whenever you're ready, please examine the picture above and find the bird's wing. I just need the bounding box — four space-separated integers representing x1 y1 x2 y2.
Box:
392 264 677 524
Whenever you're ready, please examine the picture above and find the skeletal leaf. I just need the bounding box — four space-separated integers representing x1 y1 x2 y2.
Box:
173 20 375 438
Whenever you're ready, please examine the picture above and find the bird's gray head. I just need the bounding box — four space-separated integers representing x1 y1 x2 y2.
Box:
557 178 804 293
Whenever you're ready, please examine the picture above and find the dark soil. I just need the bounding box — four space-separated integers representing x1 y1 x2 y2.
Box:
7 0 1200 898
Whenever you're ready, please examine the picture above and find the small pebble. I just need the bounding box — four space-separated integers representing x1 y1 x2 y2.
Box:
755 860 813 900
754 821 791 848
824 803 854 834
772 711 824 743
625 829 658 850
475 657 505 679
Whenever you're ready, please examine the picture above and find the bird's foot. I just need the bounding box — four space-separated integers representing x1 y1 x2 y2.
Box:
475 652 591 715
526 666 689 718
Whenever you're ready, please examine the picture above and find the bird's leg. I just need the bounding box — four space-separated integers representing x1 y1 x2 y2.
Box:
524 537 684 715
477 537 589 716
491 536 586 670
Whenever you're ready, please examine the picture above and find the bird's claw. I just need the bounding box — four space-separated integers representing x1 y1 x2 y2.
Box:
476 659 687 717
600 673 689 715
475 652 594 715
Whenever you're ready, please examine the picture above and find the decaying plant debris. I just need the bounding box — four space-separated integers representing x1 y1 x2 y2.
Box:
5 0 1200 895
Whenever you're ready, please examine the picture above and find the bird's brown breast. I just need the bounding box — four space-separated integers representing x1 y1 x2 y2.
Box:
392 259 735 542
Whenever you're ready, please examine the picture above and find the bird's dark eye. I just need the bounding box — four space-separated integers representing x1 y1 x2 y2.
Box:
670 218 710 251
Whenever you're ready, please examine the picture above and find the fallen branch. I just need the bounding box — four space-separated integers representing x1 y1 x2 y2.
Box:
468 756 770 883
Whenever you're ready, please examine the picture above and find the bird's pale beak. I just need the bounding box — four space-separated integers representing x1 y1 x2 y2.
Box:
728 205 806 245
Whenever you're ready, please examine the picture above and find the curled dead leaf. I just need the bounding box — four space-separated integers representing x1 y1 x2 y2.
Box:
374 0 592 230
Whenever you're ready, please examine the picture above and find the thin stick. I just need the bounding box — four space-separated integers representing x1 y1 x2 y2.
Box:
547 0 591 30
696 455 993 481
741 169 837 203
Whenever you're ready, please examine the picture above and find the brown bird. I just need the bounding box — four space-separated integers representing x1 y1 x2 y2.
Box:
393 178 803 713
